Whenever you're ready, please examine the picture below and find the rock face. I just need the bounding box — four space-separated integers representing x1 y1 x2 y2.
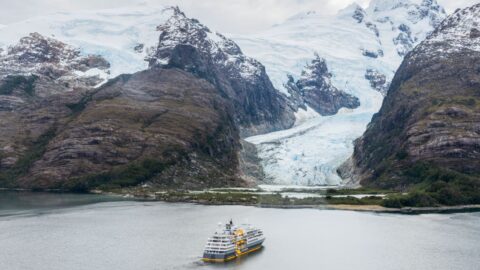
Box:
0 33 110 88
0 6 296 190
0 33 110 174
147 7 294 137
285 55 360 115
365 69 390 96
0 33 247 190
19 68 244 190
342 4 480 189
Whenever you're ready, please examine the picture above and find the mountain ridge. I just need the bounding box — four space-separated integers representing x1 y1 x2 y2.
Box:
0 5 295 189
341 3 480 203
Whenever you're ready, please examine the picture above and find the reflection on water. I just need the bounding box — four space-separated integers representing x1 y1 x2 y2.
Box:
0 191 122 217
200 247 266 270
0 193 479 270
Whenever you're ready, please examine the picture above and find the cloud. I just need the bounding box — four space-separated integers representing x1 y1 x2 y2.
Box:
0 0 477 34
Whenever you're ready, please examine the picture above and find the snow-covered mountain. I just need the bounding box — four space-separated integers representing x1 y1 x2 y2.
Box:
0 4 274 85
414 3 480 56
0 5 168 78
0 4 294 189
0 4 294 136
0 33 110 90
233 0 446 185
146 7 294 136
344 3 480 189
285 54 360 116
0 0 449 187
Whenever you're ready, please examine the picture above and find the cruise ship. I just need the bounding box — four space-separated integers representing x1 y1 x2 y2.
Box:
202 220 265 262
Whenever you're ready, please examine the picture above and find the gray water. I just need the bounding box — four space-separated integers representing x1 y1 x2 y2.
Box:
0 192 479 270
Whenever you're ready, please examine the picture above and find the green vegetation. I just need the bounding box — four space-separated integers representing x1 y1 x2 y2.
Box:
65 159 172 192
158 191 281 205
326 187 393 196
0 75 38 96
381 163 480 208
430 97 477 108
395 150 408 160
382 192 437 208
66 93 93 114
152 190 387 207
0 126 57 187
14 127 57 175
157 191 270 205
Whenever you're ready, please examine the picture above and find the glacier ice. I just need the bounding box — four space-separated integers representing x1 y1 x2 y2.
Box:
0 1 447 186
233 0 446 186
0 4 175 79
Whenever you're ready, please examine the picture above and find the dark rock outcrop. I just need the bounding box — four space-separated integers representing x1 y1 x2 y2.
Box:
285 54 360 115
365 69 390 95
361 49 384 58
341 4 480 189
351 5 367 23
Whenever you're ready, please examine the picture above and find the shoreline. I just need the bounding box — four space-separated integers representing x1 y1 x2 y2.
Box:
106 191 480 214
2 188 480 214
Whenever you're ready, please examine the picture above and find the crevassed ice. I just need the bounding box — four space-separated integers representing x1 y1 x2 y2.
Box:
234 0 444 186
0 1 446 186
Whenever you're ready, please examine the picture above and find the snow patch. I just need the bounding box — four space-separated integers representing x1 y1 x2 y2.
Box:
294 106 320 126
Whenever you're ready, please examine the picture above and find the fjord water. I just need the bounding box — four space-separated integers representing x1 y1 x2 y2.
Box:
0 192 479 270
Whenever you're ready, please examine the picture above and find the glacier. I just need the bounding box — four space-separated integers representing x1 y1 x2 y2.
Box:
0 4 175 78
0 0 446 187
233 0 446 185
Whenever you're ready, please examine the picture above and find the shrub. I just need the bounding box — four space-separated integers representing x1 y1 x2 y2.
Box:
65 159 170 192
382 192 437 208
396 150 408 160
382 197 403 208
403 192 437 207
432 186 466 206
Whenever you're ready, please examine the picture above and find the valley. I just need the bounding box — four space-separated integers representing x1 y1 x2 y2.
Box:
0 0 479 210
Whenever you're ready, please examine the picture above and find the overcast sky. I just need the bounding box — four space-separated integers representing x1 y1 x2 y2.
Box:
0 0 477 34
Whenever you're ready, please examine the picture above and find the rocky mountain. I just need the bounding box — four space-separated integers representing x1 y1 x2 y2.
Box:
341 3 480 195
147 7 294 136
0 1 454 189
0 33 245 190
0 5 295 190
0 5 294 138
33 69 244 190
0 33 110 172
0 32 248 190
234 0 446 185
285 54 360 115
0 33 110 88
